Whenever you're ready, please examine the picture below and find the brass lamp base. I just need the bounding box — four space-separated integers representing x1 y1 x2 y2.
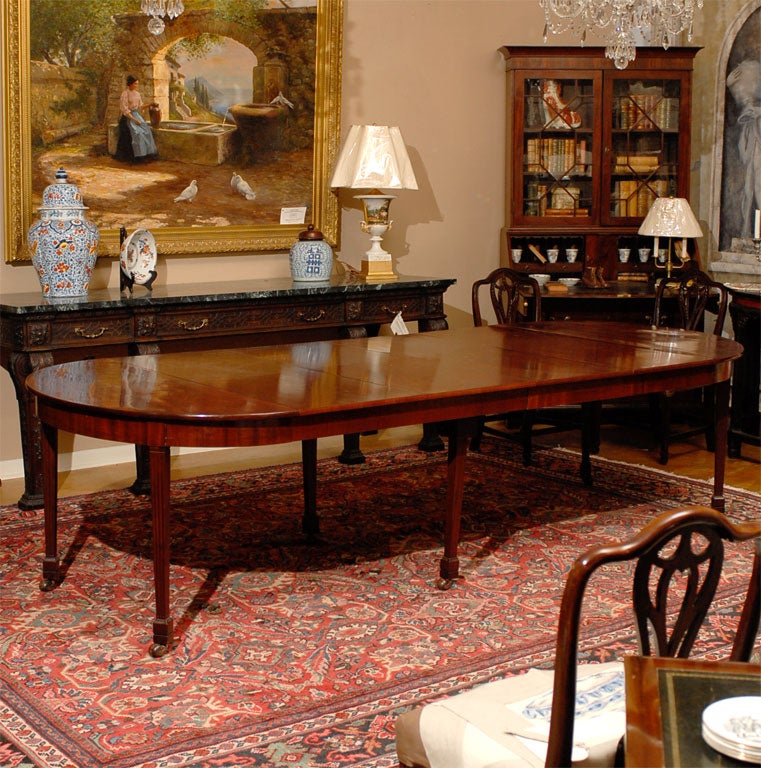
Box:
361 258 398 281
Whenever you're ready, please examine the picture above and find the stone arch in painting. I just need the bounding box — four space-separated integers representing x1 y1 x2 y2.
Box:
106 9 271 127
710 1 761 254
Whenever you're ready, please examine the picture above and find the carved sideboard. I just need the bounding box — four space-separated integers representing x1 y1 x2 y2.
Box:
1 275 455 508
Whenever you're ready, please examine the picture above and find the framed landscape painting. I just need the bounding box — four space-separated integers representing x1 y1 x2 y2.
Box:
2 0 343 262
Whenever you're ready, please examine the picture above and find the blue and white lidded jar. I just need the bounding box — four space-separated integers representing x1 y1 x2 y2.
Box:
289 224 333 282
27 167 99 298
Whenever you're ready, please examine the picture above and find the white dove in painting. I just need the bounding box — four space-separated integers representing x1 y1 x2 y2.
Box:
232 173 256 201
174 180 197 203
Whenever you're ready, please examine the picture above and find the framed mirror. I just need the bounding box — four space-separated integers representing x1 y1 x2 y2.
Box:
2 0 342 262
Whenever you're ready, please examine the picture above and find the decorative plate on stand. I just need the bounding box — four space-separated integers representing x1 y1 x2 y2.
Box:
120 229 157 289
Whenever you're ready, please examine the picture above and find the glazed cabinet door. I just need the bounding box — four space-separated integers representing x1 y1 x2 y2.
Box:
602 70 692 225
512 70 602 227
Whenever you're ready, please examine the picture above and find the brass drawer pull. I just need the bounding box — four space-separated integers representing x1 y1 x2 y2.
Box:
74 326 106 339
297 310 326 323
178 318 209 331
383 304 407 315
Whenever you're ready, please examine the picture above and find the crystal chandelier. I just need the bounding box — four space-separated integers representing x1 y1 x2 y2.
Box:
141 0 185 35
539 0 704 69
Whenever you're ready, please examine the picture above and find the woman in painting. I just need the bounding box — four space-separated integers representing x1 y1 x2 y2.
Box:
115 75 158 163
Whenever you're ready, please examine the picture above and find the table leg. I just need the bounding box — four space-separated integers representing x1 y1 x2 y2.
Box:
40 422 60 591
149 445 173 657
301 438 319 537
711 378 730 513
437 418 476 589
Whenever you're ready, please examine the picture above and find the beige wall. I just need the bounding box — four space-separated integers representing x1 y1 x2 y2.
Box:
0 0 747 475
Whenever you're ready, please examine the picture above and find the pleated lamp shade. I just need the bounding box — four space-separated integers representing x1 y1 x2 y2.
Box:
330 125 418 191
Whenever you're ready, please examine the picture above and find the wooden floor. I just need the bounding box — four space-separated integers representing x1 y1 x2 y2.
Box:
1 421 759 506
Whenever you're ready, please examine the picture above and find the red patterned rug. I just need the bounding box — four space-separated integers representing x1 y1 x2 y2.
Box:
0 438 758 768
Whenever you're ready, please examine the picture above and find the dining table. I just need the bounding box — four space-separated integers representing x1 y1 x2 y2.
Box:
26 321 742 656
625 655 761 766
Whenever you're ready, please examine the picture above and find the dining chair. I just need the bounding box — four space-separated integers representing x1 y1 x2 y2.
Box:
470 268 595 485
650 271 730 465
394 506 761 768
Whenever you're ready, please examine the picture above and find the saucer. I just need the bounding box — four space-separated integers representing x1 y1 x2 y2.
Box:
121 229 157 285
702 696 761 762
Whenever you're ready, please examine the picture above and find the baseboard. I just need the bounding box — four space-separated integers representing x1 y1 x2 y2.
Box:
0 444 229 483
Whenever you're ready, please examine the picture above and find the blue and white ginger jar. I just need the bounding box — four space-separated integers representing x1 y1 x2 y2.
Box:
28 167 99 298
289 224 333 282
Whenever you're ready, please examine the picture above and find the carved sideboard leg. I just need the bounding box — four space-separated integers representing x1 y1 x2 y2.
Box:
129 445 152 495
9 351 54 509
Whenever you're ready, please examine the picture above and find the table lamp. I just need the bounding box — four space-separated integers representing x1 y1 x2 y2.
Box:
638 197 702 278
330 125 418 280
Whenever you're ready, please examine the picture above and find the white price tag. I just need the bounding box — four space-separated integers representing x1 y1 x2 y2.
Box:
390 312 409 335
280 207 307 225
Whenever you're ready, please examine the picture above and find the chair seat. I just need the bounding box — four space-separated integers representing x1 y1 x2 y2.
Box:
396 662 625 768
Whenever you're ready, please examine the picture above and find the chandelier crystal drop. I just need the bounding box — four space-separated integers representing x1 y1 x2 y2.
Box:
539 0 704 69
141 0 185 35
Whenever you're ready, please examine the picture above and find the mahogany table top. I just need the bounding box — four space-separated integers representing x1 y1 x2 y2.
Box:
27 321 741 449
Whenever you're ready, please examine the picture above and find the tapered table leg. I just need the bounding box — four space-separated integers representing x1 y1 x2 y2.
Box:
437 418 476 589
711 378 729 513
149 445 173 657
40 422 60 591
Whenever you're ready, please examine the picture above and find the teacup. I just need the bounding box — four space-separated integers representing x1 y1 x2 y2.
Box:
565 248 578 263
638 248 651 263
618 248 631 263
547 248 559 263
511 248 522 263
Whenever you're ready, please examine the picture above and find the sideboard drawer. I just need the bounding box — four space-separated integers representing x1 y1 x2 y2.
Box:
154 301 347 339
47 313 134 347
355 294 426 323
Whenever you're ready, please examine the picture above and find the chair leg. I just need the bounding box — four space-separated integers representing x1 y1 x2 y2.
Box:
520 410 535 466
580 402 595 486
470 418 484 452
588 401 601 454
650 392 670 465
703 384 717 453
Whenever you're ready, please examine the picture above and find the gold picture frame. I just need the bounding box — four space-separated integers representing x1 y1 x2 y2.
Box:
2 0 342 263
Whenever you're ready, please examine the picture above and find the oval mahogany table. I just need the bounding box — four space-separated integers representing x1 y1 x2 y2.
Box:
26 322 742 656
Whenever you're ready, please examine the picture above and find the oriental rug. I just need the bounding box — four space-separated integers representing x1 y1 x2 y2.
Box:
0 438 758 768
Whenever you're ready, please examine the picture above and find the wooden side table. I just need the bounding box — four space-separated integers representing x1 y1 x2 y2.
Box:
727 285 761 458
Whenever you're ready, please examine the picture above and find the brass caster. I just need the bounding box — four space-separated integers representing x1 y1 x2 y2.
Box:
39 578 57 592
436 577 456 591
149 643 169 658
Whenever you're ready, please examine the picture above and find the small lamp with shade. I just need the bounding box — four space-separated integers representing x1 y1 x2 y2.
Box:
638 197 702 278
329 125 418 280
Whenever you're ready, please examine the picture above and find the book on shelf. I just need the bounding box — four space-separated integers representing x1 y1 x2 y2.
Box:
525 137 588 176
613 155 660 174
544 207 589 216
